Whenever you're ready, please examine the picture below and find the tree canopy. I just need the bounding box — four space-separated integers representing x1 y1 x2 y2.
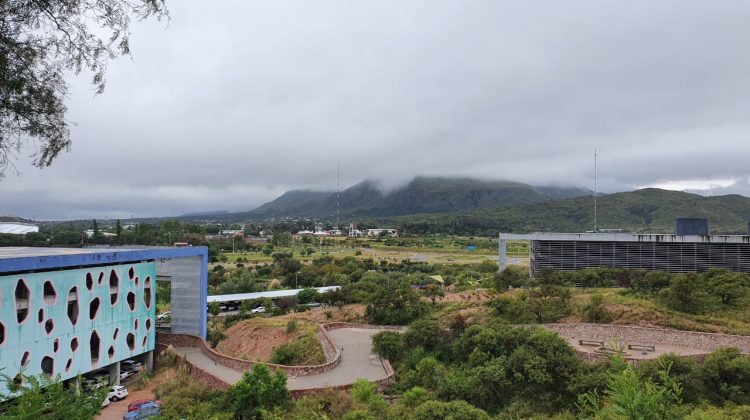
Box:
0 0 167 176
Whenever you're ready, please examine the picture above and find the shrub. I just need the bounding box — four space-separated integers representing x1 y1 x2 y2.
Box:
372 330 404 362
286 319 299 334
229 364 289 419
582 293 612 323
270 335 325 365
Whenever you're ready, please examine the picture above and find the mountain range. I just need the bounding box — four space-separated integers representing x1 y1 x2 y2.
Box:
226 177 592 219
389 188 750 235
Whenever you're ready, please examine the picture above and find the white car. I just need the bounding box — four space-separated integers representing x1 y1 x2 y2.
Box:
108 385 128 402
157 311 171 321
250 306 266 314
101 396 110 408
120 370 135 381
121 360 142 372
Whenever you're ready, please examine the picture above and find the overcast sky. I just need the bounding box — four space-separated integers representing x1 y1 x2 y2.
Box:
3 0 750 220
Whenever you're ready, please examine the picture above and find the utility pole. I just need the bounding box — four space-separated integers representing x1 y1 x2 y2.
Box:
594 148 598 233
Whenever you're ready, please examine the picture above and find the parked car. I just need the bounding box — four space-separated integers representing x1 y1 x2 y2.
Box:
108 385 129 402
120 370 135 381
83 377 107 390
121 360 143 372
102 396 111 408
307 302 321 307
250 306 266 314
123 401 160 419
156 311 171 321
127 399 162 413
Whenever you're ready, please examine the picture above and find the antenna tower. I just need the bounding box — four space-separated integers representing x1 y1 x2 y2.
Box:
594 148 597 233
337 160 340 230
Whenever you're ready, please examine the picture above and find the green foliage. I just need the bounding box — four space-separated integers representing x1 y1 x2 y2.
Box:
634 270 672 294
351 379 378 404
207 325 226 348
404 319 445 352
364 278 427 325
421 283 445 305
410 400 490 420
660 273 711 314
230 364 289 419
492 265 530 291
698 347 750 404
582 293 612 323
270 334 325 365
296 288 320 304
639 353 703 403
0 374 107 419
704 268 750 306
208 302 222 316
155 367 232 419
685 404 750 420
371 330 404 361
286 319 299 334
577 357 684 420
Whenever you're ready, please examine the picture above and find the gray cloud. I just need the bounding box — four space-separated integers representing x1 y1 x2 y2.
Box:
3 0 750 219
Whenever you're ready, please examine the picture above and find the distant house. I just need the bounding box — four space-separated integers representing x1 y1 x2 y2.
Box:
0 222 39 235
84 229 117 238
365 228 398 237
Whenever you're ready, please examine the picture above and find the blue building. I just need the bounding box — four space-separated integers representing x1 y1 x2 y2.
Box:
0 247 207 393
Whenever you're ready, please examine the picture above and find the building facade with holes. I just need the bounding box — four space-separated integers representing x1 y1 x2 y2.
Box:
0 247 207 394
499 232 750 277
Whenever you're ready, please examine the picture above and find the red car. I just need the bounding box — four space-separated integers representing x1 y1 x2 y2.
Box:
127 399 161 412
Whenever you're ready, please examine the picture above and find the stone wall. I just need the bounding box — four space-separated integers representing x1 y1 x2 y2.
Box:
157 325 344 377
542 323 750 354
157 323 401 399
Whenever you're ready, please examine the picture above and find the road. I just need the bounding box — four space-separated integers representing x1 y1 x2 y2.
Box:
173 327 388 390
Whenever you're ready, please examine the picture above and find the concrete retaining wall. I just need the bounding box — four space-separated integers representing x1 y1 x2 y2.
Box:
156 322 402 398
158 328 343 376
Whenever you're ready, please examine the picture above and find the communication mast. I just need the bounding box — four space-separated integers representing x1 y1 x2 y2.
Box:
337 160 340 230
594 148 598 232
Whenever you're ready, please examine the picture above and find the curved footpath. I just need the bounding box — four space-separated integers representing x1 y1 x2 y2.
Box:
172 327 390 390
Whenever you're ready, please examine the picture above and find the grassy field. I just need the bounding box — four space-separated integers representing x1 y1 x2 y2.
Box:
216 237 528 267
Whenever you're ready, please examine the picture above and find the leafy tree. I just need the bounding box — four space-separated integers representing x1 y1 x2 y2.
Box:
421 283 445 305
274 297 297 314
364 281 427 325
520 284 571 323
634 270 672 294
492 265 530 291
0 374 107 419
404 319 445 352
296 288 319 304
577 357 684 420
371 331 404 361
115 219 122 241
639 353 703 404
229 364 289 419
271 231 292 247
208 302 221 316
582 293 612 323
410 400 490 420
704 269 750 306
0 0 167 175
699 347 750 404
660 273 711 314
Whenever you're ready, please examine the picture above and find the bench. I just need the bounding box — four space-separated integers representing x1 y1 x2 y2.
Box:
628 343 655 352
578 339 604 347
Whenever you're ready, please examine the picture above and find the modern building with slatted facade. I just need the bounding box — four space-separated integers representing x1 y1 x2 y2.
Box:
499 219 750 277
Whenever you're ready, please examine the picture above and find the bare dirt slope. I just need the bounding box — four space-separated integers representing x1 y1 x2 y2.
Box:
217 321 299 361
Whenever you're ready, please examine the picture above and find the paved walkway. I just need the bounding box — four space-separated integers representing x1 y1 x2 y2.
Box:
173 327 388 390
